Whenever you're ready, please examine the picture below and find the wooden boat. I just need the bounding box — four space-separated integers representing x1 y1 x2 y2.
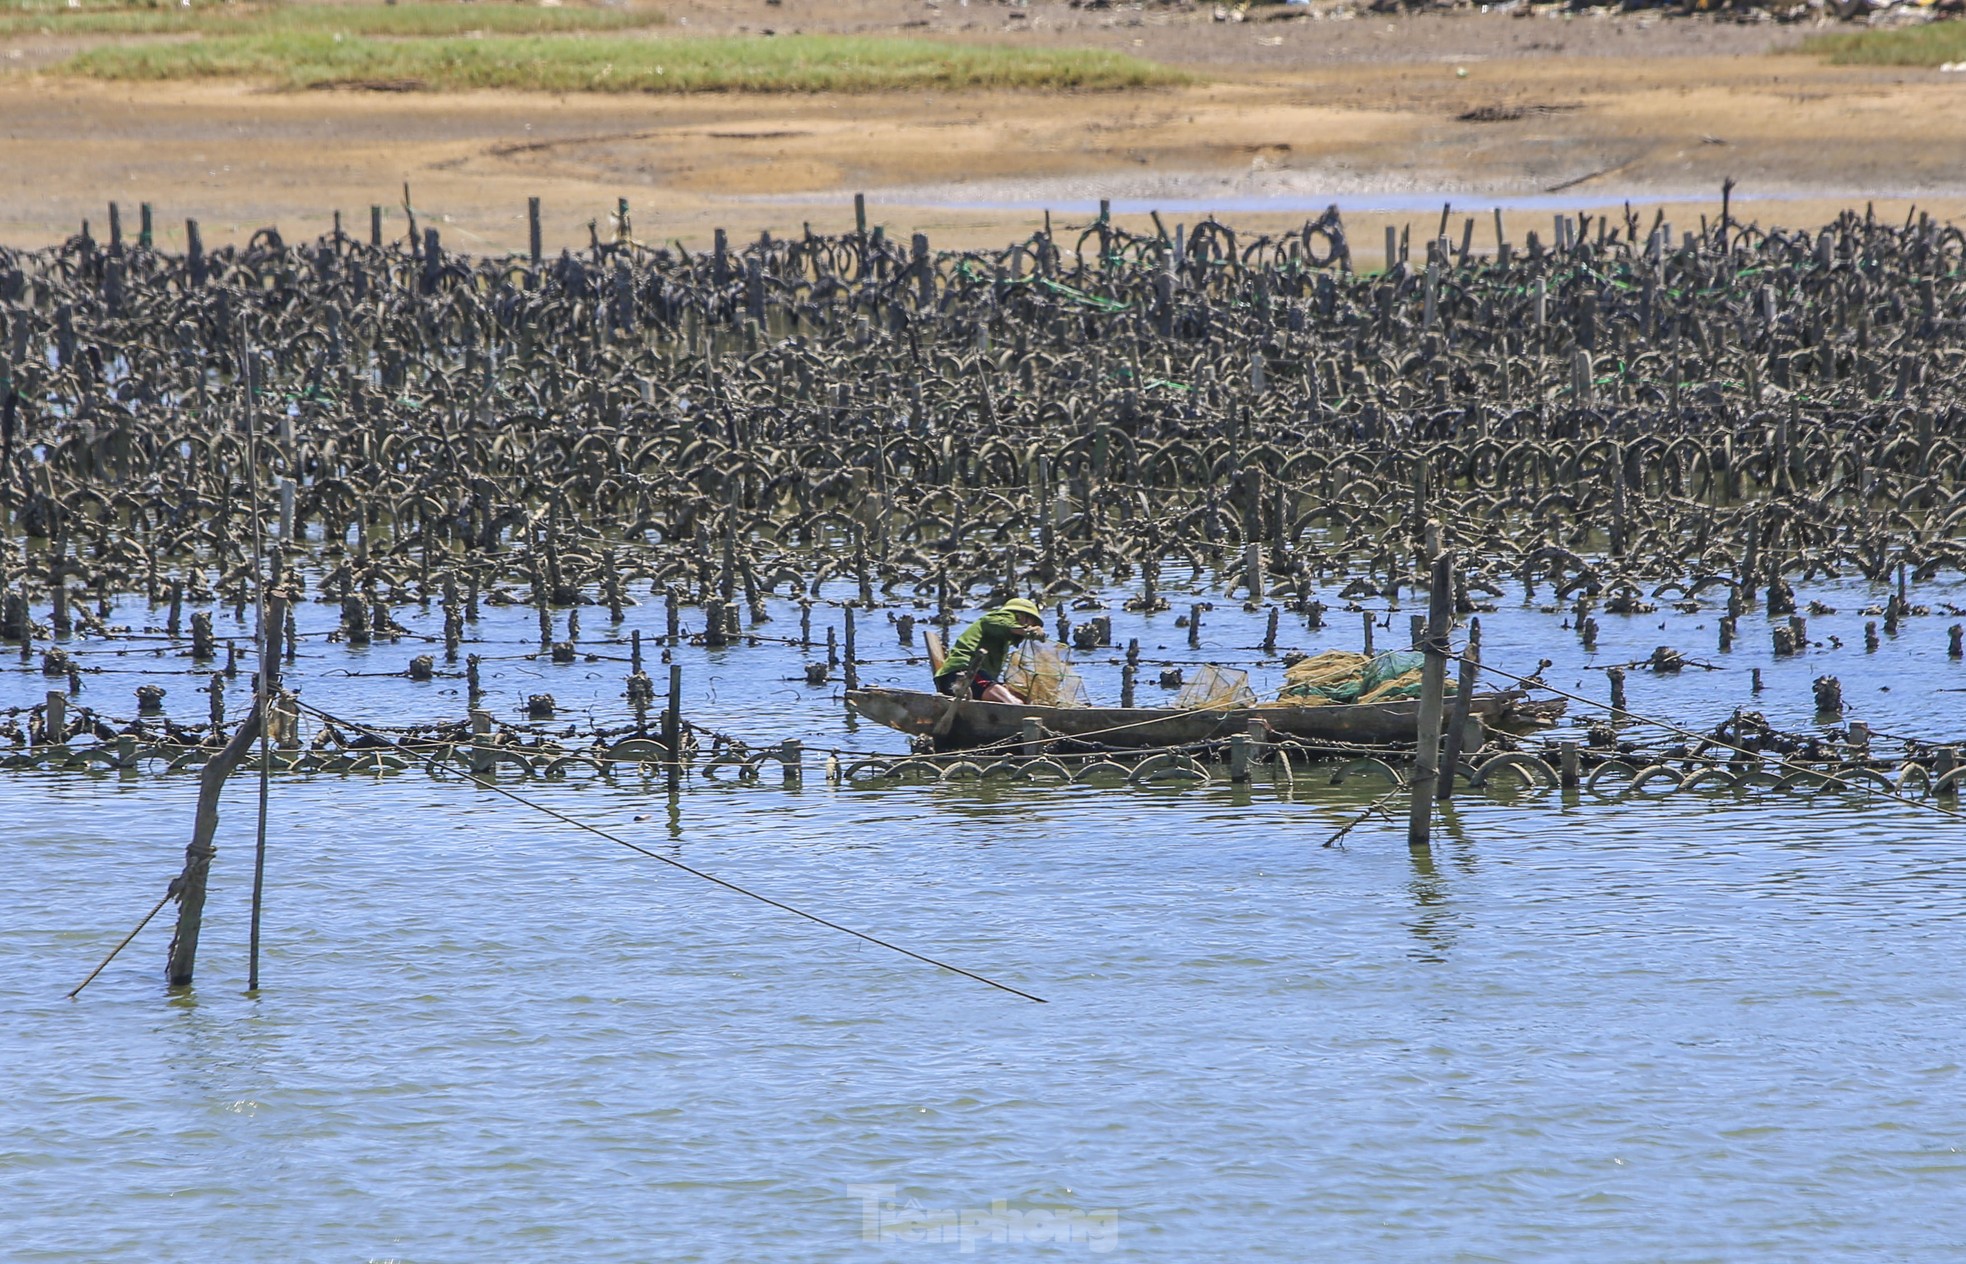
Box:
846 686 1562 752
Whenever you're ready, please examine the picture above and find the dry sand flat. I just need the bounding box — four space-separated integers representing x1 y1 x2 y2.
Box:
1 0 1962 257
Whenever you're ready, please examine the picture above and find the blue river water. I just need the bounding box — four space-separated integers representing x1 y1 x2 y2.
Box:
5 573 1966 1262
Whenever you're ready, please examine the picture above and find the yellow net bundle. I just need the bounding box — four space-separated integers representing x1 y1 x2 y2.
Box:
1002 642 1091 708
1271 650 1455 706
1274 651 1370 706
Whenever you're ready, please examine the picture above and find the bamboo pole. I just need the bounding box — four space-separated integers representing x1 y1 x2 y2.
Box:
248 346 276 992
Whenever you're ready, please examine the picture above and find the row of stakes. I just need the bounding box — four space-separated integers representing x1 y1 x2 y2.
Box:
12 676 1963 809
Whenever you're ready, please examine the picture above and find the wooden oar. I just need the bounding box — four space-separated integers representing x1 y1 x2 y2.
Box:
932 691 962 739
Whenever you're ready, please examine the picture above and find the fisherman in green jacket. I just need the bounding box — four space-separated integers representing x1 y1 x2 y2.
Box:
934 597 1047 703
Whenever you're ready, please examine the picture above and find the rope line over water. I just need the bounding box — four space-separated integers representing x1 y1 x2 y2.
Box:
66 879 177 999
290 697 1049 1004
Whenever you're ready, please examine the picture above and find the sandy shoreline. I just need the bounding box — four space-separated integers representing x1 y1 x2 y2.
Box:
2 1 1961 258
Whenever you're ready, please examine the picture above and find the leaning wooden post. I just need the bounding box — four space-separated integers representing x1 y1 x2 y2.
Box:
165 589 286 988
1407 551 1452 848
1437 616 1480 801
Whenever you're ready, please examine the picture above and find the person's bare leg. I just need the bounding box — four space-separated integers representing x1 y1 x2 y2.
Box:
978 682 1025 704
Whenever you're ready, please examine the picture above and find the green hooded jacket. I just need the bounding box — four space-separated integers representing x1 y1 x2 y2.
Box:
936 608 1026 684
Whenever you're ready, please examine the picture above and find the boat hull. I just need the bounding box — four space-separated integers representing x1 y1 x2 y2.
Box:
846 687 1539 751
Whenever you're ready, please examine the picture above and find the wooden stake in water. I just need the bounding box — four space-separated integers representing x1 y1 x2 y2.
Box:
663 663 683 794
44 689 66 748
17 561 30 664
1407 553 1452 848
1437 617 1480 802
469 708 494 775
246 354 278 993
843 609 859 692
166 591 287 988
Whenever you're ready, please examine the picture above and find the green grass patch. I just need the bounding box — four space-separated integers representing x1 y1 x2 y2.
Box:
0 1 659 39
1 0 167 11
63 31 1188 92
1799 20 1966 65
